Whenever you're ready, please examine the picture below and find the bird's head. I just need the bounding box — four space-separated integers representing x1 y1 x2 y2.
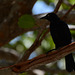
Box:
40 13 60 22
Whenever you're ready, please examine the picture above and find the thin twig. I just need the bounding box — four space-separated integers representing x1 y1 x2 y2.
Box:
54 0 63 13
39 29 50 43
61 4 75 20
19 24 47 62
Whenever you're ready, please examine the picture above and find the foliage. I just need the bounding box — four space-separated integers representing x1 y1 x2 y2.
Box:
18 14 35 28
68 0 75 4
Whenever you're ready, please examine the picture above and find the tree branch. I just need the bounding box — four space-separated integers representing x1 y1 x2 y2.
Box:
61 4 75 20
12 42 75 73
19 21 48 62
54 0 63 13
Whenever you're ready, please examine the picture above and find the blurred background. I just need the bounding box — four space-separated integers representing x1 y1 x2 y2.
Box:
0 0 75 75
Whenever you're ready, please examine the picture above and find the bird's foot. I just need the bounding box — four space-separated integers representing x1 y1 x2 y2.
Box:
46 49 56 54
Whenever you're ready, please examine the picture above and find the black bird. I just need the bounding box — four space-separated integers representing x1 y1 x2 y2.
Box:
40 13 75 72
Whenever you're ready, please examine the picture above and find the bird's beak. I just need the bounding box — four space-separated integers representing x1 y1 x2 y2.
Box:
40 16 46 19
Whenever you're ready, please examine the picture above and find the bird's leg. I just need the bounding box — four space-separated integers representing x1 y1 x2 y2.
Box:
46 47 61 54
45 49 56 57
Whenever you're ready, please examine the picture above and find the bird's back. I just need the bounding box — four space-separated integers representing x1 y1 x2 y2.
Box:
50 20 72 48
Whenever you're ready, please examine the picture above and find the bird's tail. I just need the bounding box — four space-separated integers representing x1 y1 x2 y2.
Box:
65 53 75 72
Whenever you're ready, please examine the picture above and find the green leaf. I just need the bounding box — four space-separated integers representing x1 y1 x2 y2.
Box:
19 72 28 75
68 0 75 4
18 14 35 28
62 3 70 9
44 0 54 5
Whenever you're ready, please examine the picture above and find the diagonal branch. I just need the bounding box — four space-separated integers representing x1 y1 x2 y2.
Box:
19 21 49 62
54 0 63 13
61 4 75 20
12 42 75 73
